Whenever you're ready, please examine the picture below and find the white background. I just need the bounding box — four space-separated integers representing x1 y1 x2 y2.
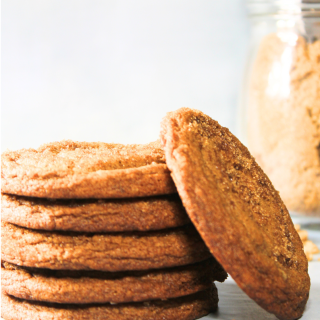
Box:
2 0 249 151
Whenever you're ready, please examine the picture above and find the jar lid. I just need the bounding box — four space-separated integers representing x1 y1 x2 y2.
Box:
246 0 320 16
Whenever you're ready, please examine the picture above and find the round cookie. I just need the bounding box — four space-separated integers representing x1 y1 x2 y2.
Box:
1 258 227 304
160 108 310 320
1 194 190 232
1 222 211 272
1 140 176 199
1 288 218 320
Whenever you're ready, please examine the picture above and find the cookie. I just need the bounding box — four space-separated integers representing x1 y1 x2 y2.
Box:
160 108 310 320
1 258 227 304
1 287 218 320
1 193 190 232
1 222 211 271
1 140 176 199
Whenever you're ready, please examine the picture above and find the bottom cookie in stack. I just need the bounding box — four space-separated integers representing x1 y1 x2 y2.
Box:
2 288 217 320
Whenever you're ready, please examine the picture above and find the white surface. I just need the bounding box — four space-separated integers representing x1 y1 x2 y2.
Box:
2 0 249 151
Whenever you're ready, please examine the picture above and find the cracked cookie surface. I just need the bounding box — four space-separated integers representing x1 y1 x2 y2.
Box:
160 108 310 320
1 140 176 198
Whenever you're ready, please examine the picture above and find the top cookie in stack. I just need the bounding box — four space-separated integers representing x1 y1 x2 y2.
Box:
1 140 176 199
1 139 226 320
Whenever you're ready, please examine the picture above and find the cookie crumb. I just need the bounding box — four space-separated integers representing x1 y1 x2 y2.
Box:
294 224 301 231
294 224 320 261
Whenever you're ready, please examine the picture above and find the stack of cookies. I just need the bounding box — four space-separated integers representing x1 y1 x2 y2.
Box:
1 140 227 320
2 108 311 320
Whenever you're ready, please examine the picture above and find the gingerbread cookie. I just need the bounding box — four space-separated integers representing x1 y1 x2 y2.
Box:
1 222 211 271
1 288 218 320
1 140 176 199
1 193 190 232
160 108 310 320
1 259 227 304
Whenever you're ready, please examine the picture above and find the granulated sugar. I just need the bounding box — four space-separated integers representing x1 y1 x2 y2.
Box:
248 33 320 215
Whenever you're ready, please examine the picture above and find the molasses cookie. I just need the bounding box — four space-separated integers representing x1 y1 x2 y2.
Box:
1 258 227 304
1 194 190 232
1 140 176 199
1 287 218 320
160 108 310 320
1 222 211 272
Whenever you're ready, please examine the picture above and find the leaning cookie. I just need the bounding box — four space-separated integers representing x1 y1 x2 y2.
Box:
1 222 211 271
160 108 310 320
1 258 227 304
1 287 218 320
1 140 176 199
1 194 190 232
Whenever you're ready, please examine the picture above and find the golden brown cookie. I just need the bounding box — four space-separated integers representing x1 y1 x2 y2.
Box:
1 259 227 304
1 140 176 199
1 288 218 320
1 193 190 232
160 108 310 320
1 222 211 272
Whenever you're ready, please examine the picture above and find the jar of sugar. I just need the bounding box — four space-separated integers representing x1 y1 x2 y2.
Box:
238 0 320 216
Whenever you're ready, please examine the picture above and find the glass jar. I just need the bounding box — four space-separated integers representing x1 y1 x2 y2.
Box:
239 0 320 217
